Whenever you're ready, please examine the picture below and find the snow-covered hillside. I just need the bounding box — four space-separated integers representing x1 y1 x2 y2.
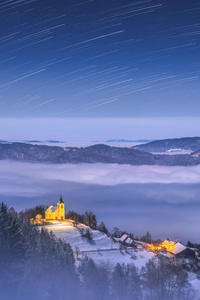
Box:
45 222 156 268
45 222 200 296
45 223 116 251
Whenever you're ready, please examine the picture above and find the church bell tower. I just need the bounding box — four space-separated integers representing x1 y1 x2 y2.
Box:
58 195 65 220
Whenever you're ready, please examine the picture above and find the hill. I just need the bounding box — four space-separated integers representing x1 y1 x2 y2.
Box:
45 222 200 295
132 137 200 153
1 142 200 166
105 139 152 143
45 222 155 268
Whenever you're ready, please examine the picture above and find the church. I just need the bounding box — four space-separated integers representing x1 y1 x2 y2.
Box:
45 196 65 221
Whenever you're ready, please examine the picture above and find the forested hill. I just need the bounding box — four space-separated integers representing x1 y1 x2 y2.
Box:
132 137 200 153
1 142 200 166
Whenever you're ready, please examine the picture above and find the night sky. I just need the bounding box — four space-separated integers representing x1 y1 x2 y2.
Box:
1 0 200 119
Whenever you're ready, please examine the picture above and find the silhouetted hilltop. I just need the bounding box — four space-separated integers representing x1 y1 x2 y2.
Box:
1 142 200 166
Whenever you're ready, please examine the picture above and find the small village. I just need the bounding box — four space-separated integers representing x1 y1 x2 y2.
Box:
29 196 198 260
116 234 197 259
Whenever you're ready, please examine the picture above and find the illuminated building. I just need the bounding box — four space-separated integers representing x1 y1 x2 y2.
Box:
45 195 65 220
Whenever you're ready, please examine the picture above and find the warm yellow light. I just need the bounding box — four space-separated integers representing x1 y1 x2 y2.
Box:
148 240 175 253
161 241 175 252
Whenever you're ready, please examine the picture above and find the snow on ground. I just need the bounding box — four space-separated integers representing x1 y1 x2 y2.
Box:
45 222 200 293
191 278 200 295
82 248 155 269
151 150 192 155
45 222 119 251
45 222 155 268
188 273 200 297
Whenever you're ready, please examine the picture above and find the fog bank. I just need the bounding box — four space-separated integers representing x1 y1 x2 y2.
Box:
1 160 200 243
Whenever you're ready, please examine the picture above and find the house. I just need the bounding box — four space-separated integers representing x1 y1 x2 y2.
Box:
161 240 176 252
119 234 135 247
169 242 196 258
119 234 129 243
30 214 43 225
35 214 42 221
45 196 65 221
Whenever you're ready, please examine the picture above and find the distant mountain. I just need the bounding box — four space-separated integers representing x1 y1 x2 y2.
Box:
105 139 152 143
132 137 200 153
0 139 8 143
1 142 200 166
24 140 64 143
25 140 41 143
45 140 64 143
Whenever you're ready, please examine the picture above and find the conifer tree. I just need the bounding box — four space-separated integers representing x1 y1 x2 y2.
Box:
84 211 97 229
0 202 24 265
98 221 108 235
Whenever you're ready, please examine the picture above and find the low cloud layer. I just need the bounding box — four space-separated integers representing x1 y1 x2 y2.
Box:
1 160 200 242
1 160 200 196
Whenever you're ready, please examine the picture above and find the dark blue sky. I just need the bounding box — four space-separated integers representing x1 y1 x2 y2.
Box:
1 0 200 118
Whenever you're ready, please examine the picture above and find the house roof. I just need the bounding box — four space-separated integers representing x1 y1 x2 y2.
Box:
35 214 42 219
120 234 128 242
171 242 188 255
163 240 176 245
126 237 133 244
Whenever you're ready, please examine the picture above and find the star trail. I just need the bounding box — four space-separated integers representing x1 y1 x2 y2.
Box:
0 0 200 118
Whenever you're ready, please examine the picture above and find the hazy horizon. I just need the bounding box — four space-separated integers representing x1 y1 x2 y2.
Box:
1 117 200 144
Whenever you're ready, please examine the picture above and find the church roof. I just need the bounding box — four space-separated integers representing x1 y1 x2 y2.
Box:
46 205 58 213
51 206 57 212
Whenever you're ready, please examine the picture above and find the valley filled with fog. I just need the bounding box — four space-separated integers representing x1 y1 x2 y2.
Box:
1 160 200 243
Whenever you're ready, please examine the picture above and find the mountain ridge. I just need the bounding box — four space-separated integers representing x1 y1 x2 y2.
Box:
1 142 200 166
132 137 200 153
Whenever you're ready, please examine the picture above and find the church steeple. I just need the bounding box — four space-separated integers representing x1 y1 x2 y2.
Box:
59 194 64 204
